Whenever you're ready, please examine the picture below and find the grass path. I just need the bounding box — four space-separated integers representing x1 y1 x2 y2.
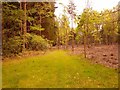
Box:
2 50 118 88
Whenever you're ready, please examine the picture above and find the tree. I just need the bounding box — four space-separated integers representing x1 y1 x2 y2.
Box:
2 2 24 56
67 0 76 51
26 2 57 44
61 15 70 49
23 1 27 51
118 2 120 45
76 8 92 58
101 9 118 45
2 2 56 56
76 5 118 58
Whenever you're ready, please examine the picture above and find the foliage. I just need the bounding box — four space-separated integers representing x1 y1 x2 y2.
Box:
2 36 23 56
58 15 70 45
30 25 44 31
2 2 23 56
76 7 118 45
2 2 56 56
26 33 49 51
2 2 23 37
2 1 119 57
27 2 56 41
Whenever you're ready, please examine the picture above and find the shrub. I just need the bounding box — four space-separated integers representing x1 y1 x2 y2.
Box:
2 33 50 57
2 36 23 56
26 33 49 51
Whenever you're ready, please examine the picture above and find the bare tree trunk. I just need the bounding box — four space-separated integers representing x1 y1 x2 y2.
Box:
109 12 114 45
23 1 27 51
57 29 60 50
40 14 41 36
20 0 24 52
20 2 22 35
84 25 87 58
65 28 68 49
71 17 74 52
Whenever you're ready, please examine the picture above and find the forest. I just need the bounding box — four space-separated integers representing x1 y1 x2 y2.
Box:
1 0 120 88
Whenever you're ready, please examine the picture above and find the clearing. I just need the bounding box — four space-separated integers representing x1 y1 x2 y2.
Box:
2 50 118 88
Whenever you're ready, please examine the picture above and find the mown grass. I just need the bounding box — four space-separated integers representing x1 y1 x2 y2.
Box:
2 50 118 88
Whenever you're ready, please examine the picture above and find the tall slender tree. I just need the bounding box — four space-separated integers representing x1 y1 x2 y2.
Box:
67 0 76 52
20 1 22 35
23 0 27 51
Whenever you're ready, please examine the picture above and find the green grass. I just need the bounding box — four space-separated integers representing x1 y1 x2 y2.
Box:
2 50 118 88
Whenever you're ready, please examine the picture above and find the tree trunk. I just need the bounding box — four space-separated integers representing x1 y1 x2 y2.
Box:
40 14 41 36
20 2 22 35
84 25 87 58
57 29 60 50
23 1 27 51
65 28 68 49
71 17 74 52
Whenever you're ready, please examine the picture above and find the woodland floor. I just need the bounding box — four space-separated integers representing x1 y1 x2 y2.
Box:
55 44 119 69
